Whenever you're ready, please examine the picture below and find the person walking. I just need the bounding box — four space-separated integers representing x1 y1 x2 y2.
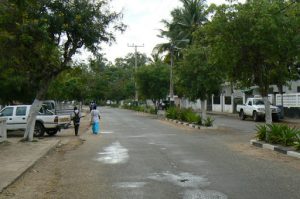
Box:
90 105 100 134
71 106 82 136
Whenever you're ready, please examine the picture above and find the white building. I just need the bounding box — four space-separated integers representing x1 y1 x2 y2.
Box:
179 80 300 118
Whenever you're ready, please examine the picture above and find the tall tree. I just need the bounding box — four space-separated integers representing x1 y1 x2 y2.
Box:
178 43 223 119
154 0 208 102
136 62 169 108
0 0 125 141
206 0 300 125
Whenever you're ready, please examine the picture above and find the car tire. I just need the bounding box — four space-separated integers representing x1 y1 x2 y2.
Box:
46 129 58 136
253 111 259 122
273 114 279 122
34 122 45 137
239 110 245 120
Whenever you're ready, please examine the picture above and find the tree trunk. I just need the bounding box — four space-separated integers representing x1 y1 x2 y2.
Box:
277 85 284 118
263 96 272 124
152 99 158 111
200 100 207 120
23 99 43 141
23 78 54 141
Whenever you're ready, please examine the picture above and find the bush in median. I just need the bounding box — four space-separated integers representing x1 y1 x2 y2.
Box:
256 124 300 149
166 107 203 126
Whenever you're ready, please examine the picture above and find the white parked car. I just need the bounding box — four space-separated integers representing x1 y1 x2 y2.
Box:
0 105 70 137
236 98 281 121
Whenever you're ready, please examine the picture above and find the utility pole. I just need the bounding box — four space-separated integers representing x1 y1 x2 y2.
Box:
128 43 144 102
169 45 174 101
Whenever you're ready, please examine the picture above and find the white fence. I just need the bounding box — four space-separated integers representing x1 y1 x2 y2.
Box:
276 93 300 108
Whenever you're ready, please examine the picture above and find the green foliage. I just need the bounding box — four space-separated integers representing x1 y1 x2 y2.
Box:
267 124 286 144
295 134 300 151
177 45 222 101
205 1 300 96
166 107 202 125
256 124 267 141
122 104 157 115
0 0 125 103
256 124 300 147
280 125 299 146
203 116 214 127
136 62 169 102
166 107 180 120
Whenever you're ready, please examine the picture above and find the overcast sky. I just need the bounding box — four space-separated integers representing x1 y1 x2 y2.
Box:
76 0 241 63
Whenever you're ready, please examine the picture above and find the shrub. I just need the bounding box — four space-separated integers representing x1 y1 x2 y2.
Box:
280 125 298 146
203 116 214 127
178 108 193 121
148 107 157 114
110 104 119 108
266 124 284 144
184 111 200 124
166 107 180 119
295 133 300 151
256 124 267 141
257 124 299 147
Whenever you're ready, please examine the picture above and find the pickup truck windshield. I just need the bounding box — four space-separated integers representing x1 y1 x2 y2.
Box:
253 99 264 105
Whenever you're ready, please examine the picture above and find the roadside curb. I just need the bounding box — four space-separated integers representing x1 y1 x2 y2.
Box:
0 139 61 193
165 118 218 130
250 139 300 159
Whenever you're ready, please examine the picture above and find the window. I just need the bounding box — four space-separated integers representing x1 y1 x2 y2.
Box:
0 107 13 116
297 86 300 93
248 101 252 106
253 99 264 105
225 97 232 105
213 96 220 104
16 107 27 116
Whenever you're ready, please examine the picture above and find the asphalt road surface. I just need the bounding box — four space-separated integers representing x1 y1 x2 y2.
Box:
2 107 300 199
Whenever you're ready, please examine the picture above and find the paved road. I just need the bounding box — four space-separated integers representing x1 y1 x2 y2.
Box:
213 114 261 133
2 107 300 199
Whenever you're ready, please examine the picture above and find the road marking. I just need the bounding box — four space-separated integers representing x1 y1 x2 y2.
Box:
96 142 129 164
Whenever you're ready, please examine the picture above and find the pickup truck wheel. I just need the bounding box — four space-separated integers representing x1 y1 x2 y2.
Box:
46 129 58 136
253 111 259 122
239 110 245 120
34 122 45 137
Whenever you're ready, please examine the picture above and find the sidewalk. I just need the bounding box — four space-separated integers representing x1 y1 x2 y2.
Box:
0 138 60 192
0 108 91 193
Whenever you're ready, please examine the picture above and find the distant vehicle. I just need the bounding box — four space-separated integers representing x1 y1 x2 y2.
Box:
236 98 281 121
0 105 71 137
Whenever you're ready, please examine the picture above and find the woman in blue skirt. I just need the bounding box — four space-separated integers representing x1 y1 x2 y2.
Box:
90 105 100 134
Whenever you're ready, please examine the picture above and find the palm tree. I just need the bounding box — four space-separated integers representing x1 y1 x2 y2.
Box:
153 0 207 100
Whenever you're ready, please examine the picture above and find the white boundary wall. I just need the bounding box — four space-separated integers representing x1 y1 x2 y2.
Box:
276 93 300 108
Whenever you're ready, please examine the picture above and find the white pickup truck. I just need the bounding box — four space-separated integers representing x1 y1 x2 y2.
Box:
0 105 71 137
236 98 281 121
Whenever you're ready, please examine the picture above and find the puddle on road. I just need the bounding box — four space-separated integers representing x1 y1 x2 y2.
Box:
113 182 147 189
148 172 228 199
100 131 114 134
96 142 129 164
183 189 228 199
181 160 207 166
148 172 210 188
128 134 177 138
